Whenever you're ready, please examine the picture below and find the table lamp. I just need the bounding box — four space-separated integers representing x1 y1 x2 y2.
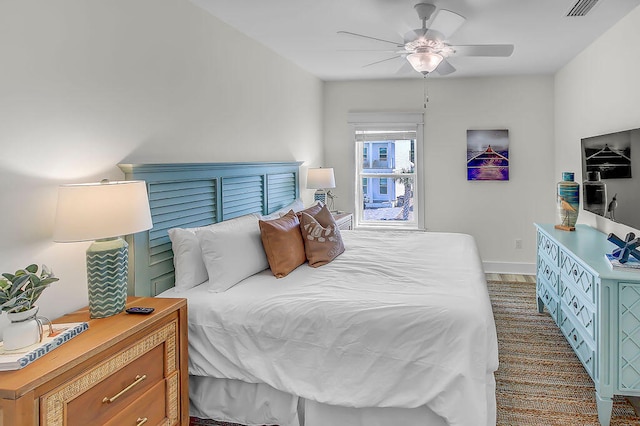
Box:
54 180 152 318
307 167 336 208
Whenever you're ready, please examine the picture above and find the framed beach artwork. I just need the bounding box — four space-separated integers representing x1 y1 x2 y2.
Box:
467 129 509 181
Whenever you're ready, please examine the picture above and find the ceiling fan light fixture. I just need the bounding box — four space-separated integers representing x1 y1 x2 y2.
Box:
407 51 443 74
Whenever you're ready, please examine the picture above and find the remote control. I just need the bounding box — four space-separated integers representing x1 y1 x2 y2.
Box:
125 307 155 315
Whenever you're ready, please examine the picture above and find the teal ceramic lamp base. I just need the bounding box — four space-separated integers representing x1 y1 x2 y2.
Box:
314 190 326 204
86 237 128 319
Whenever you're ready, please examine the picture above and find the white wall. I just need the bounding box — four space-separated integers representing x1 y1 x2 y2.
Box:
0 0 323 332
323 76 555 272
555 4 640 236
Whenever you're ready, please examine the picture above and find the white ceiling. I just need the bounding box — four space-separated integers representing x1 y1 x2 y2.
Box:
191 0 640 81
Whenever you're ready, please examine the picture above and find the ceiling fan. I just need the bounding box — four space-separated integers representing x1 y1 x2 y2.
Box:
338 2 514 76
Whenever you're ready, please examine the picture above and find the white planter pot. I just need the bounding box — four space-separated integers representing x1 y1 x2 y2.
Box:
3 306 42 351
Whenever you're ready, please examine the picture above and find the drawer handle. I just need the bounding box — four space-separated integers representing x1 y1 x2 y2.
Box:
573 269 578 276
137 418 148 426
573 301 578 309
102 374 147 404
573 334 578 342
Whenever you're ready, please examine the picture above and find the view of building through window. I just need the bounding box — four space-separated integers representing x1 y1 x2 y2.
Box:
356 130 416 225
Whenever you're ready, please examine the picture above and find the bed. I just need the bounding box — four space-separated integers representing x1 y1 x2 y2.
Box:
119 162 498 426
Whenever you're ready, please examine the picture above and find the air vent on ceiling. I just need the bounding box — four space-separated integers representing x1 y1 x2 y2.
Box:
566 0 600 17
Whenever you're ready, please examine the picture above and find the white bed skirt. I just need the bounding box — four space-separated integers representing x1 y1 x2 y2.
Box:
189 375 492 426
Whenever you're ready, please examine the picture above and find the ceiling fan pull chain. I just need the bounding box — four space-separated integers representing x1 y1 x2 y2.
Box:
423 75 429 108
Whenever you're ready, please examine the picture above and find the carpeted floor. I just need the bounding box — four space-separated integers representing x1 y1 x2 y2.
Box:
190 279 640 426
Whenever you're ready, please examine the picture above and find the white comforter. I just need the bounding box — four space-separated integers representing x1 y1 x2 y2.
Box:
162 230 498 426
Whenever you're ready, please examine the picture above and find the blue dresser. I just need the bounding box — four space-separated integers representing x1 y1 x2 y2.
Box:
535 223 640 426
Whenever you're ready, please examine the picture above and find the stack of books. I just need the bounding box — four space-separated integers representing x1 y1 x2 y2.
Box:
0 322 89 371
605 253 640 272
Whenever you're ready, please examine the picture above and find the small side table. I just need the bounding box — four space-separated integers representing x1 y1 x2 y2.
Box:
0 297 188 426
332 212 353 230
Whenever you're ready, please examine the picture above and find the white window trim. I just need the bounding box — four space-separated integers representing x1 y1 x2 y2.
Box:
348 112 425 230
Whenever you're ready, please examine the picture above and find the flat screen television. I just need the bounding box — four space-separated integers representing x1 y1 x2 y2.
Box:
581 127 640 231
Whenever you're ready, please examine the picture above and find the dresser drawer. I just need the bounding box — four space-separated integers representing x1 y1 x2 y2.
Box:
559 307 595 379
537 255 559 293
537 231 559 266
560 281 595 341
560 252 595 304
67 344 164 425
537 280 559 323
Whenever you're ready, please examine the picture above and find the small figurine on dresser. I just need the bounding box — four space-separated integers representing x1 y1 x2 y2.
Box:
606 232 640 270
607 193 618 221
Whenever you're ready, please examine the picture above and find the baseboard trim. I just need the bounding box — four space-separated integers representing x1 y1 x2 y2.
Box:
483 261 536 275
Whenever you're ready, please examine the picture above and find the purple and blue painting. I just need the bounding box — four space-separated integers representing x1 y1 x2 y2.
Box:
467 129 509 181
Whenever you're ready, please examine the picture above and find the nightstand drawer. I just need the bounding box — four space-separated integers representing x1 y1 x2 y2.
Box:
66 344 164 425
103 378 167 426
332 212 353 230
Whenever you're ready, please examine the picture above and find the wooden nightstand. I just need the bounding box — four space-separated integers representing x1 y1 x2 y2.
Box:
0 297 188 426
332 212 353 230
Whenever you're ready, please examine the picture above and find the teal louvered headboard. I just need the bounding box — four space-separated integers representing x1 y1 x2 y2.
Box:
118 162 302 296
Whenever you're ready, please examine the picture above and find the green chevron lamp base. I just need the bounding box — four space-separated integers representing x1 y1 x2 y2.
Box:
86 237 128 319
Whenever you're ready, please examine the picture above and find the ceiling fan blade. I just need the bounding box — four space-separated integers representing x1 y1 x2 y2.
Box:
337 49 402 53
395 60 415 75
450 44 514 57
434 59 456 76
426 9 465 39
337 31 403 47
403 28 425 43
362 55 403 68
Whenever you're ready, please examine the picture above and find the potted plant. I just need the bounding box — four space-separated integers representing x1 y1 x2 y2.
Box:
0 264 59 313
0 264 59 350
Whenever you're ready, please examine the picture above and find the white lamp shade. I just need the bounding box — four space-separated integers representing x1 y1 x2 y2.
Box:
306 168 336 189
54 180 153 242
407 51 444 74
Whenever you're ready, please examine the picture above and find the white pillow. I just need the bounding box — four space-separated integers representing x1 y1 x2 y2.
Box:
196 214 269 292
168 227 211 292
261 198 304 220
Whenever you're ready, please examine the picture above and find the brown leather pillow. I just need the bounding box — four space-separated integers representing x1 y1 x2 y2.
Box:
295 202 324 222
259 210 307 278
299 205 345 267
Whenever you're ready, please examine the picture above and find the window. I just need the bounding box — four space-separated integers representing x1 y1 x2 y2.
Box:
379 178 388 194
349 112 424 230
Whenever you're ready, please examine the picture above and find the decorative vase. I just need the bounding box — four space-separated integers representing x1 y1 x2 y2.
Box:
555 172 580 231
583 171 607 216
3 306 42 351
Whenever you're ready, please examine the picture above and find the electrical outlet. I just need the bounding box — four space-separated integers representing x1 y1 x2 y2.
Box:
515 239 523 249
